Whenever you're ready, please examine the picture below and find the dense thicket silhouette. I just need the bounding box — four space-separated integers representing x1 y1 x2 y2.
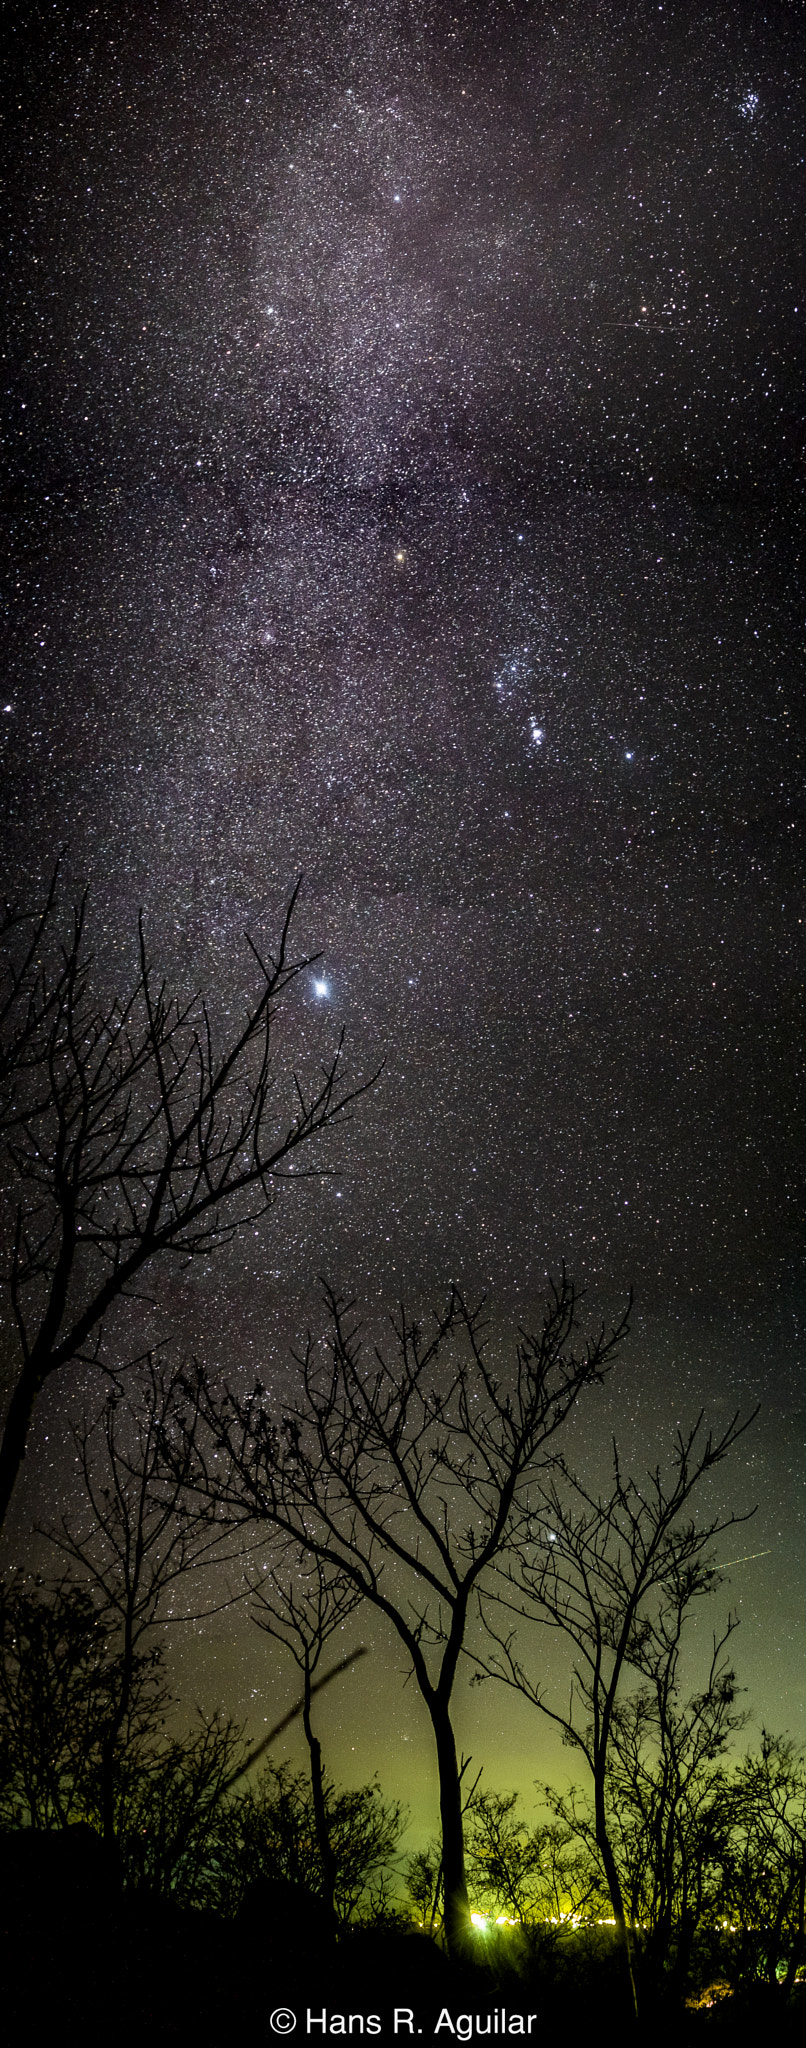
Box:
42 1353 246 1863
0 1573 166 1831
220 1761 404 1927
719 1732 806 1998
463 1786 604 1930
1 1560 804 2026
0 1573 400 1922
181 1272 630 1959
0 872 376 1530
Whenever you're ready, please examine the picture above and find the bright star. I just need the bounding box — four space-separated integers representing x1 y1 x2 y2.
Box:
313 979 329 998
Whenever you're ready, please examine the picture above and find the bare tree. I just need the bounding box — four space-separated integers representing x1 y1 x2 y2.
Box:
606 1622 743 1996
476 1410 755 2017
539 1624 743 2003
0 875 377 1530
42 1353 250 1862
248 1553 365 1933
183 1272 630 1958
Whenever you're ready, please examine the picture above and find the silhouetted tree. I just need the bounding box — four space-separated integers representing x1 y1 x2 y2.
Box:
183 1272 630 1958
117 1709 245 1906
42 1353 247 1864
0 1573 166 1830
719 1732 806 1999
406 1846 442 1929
464 1788 540 1923
604 1623 743 1996
539 1627 742 2001
463 1786 605 1929
0 873 376 1529
476 1409 754 2017
218 1761 404 1926
407 1785 604 1957
0 1571 398 1922
248 1553 364 1933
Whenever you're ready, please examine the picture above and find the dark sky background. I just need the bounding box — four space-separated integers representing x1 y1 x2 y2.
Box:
2 0 805 1837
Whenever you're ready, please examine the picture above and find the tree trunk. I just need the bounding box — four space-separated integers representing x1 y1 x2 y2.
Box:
431 1703 471 1960
780 1860 805 2000
302 1661 339 1939
0 1231 75 1535
595 1783 640 2021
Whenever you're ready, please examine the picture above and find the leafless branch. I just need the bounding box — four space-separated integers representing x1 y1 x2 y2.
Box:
0 875 379 1528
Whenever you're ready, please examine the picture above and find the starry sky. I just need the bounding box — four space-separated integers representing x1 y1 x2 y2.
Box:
2 0 805 1828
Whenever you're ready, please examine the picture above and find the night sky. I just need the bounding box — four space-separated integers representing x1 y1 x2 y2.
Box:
2 1 805 1834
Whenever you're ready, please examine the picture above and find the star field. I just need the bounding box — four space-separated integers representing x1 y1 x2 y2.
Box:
2 0 805 1794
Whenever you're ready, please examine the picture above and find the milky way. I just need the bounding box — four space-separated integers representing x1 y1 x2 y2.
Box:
3 1 805 1778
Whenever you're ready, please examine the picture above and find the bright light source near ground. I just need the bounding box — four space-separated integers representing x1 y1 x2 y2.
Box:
471 1912 518 1931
